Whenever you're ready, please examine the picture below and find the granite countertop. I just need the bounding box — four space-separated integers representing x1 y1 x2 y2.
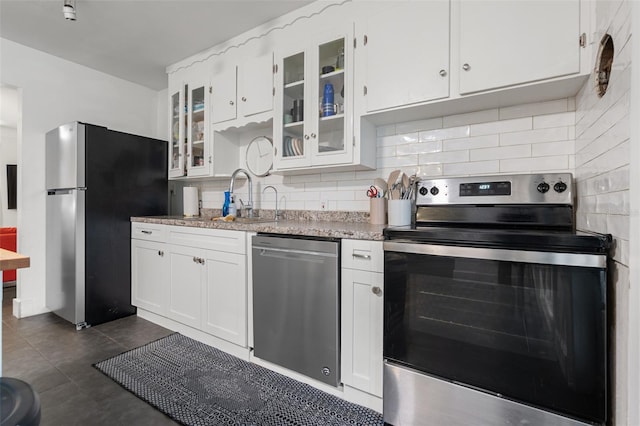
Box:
131 216 386 241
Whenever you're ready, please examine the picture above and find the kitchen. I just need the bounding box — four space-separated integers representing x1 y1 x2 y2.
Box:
1 0 638 425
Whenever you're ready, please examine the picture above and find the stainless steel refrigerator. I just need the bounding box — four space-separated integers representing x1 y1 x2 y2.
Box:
45 122 167 329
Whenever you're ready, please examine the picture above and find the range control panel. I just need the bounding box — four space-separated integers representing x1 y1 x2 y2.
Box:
416 173 573 206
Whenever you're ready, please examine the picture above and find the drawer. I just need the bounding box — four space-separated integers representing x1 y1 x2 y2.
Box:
342 239 383 273
131 222 167 242
168 225 246 254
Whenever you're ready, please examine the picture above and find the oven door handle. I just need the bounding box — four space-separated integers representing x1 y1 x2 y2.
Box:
383 241 607 268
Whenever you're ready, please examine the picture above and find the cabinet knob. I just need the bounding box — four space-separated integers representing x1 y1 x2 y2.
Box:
304 134 310 140
229 100 234 105
158 250 164 257
462 63 471 71
193 256 198 263
439 69 447 77
372 286 382 296
241 97 247 102
310 133 316 139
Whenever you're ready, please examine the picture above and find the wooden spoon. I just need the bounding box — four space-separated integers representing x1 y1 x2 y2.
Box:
374 177 388 198
387 170 401 197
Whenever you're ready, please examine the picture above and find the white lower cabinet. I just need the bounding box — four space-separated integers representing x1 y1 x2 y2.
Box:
167 244 205 329
341 239 384 398
201 250 247 347
131 223 248 348
131 239 169 315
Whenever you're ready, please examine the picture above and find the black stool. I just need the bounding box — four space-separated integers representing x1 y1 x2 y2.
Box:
0 377 41 426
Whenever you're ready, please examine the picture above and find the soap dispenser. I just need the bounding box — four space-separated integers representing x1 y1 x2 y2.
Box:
223 191 231 216
228 195 237 217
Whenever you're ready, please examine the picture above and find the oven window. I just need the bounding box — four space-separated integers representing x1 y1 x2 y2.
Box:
384 251 606 423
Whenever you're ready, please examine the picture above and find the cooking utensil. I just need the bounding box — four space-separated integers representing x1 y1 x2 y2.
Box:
387 170 401 198
374 178 388 198
367 185 379 198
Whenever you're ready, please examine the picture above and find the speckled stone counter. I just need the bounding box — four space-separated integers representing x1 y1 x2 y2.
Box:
131 216 386 241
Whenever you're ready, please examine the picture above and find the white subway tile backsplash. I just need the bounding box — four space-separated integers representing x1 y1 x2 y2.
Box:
377 133 419 147
396 140 442 156
415 164 444 178
289 174 321 184
419 150 469 165
395 117 442 134
442 108 498 127
443 135 499 151
499 155 568 173
377 146 395 158
499 99 568 120
533 111 575 129
470 117 532 136
500 127 569 146
376 124 396 137
322 171 355 182
471 145 531 161
443 160 499 176
377 155 419 168
420 126 470 141
531 140 575 157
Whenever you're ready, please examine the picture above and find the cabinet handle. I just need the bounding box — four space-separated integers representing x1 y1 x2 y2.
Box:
439 69 447 77
372 286 382 296
352 253 371 260
241 97 247 102
158 250 164 257
304 134 310 140
193 256 198 263
141 230 152 235
364 34 368 46
310 133 316 139
229 100 234 105
363 85 368 96
209 156 212 164
462 63 471 71
199 258 205 265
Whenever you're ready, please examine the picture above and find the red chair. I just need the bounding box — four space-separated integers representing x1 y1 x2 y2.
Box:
0 227 17 282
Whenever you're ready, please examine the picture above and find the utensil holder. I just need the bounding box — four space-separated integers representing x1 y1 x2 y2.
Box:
369 198 387 225
388 199 412 226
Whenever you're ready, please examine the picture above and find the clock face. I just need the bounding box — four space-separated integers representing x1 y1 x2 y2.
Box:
246 136 273 177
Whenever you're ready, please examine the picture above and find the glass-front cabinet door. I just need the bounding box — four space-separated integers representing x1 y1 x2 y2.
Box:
169 86 186 178
273 26 353 171
186 83 211 177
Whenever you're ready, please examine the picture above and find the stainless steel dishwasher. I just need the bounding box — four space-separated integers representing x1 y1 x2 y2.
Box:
252 234 340 387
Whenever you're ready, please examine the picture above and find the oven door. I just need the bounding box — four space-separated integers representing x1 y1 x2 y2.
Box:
383 241 607 425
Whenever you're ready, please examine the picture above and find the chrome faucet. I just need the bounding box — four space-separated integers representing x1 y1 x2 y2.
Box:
263 185 281 221
229 168 253 218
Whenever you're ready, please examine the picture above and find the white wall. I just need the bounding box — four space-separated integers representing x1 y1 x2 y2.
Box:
574 0 633 424
0 38 162 318
0 126 18 227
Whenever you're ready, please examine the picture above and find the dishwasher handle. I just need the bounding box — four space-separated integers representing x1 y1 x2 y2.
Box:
254 245 338 260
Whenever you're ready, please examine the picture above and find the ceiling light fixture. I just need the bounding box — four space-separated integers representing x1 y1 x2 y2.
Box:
63 0 76 21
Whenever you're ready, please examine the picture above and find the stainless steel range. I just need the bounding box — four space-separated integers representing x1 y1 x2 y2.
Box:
383 173 611 426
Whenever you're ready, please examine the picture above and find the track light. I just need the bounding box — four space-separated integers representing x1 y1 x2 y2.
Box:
63 0 76 21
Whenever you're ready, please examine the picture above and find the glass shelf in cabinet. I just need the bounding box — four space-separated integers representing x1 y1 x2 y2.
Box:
320 69 344 79
284 80 304 89
284 121 304 129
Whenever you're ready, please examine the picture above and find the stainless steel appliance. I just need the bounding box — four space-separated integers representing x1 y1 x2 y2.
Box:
252 235 340 387
383 173 610 426
46 122 167 329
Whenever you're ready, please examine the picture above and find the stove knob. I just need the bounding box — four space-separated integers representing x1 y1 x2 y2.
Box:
554 181 567 193
536 182 550 193
419 187 429 196
430 186 439 196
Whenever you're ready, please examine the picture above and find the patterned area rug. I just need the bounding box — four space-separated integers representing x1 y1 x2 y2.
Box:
94 333 383 426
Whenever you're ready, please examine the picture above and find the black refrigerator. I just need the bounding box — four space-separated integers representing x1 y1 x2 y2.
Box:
45 122 168 329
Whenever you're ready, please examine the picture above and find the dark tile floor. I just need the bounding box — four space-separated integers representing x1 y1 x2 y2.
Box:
2 286 180 425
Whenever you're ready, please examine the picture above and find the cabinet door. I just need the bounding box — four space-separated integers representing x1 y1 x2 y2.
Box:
211 65 238 124
239 53 274 118
168 245 204 328
341 268 383 397
168 86 186 178
359 1 449 112
131 239 169 315
458 0 580 94
186 82 212 177
273 47 312 170
312 28 354 167
201 250 247 346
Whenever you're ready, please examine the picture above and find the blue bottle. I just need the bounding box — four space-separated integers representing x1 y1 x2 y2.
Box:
322 83 335 117
222 191 231 216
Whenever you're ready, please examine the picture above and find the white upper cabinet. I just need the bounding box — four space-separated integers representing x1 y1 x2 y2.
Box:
357 1 450 113
211 52 274 129
457 0 581 95
273 24 369 172
168 80 186 179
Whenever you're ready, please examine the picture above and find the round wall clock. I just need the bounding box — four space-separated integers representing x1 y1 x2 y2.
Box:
245 136 273 177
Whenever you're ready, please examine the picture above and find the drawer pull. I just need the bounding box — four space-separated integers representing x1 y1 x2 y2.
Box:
158 250 164 257
352 253 371 260
141 230 152 235
372 286 382 296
